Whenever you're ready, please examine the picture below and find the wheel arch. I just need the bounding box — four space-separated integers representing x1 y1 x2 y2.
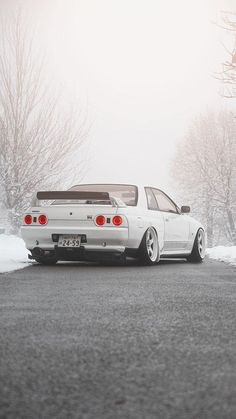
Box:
138 225 159 249
188 226 206 262
189 221 205 251
138 225 160 264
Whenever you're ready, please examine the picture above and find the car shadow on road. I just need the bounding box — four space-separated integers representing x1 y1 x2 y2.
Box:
29 258 188 270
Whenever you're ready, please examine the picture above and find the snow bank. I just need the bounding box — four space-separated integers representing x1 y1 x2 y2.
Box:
206 246 236 267
0 234 30 273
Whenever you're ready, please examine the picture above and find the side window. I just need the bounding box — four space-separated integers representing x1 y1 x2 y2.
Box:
152 189 178 213
145 187 158 210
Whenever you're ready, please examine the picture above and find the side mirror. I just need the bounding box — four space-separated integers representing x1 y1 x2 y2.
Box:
181 205 190 214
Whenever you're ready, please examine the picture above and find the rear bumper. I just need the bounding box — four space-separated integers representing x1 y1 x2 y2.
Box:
21 225 129 256
30 246 127 262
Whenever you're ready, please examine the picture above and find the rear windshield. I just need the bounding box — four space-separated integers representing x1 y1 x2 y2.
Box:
69 184 138 206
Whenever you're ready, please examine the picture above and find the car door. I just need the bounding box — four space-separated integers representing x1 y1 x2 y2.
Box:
151 188 190 252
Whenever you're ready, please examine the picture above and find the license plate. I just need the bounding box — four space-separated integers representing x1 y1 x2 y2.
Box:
58 235 81 247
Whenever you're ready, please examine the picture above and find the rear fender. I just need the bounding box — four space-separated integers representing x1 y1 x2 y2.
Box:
188 219 205 251
125 212 164 250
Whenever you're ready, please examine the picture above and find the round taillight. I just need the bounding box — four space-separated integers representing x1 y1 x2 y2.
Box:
38 214 48 225
96 215 106 226
24 214 32 225
112 215 123 226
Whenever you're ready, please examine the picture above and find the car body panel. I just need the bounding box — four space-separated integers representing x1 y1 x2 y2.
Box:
21 184 204 262
162 212 190 251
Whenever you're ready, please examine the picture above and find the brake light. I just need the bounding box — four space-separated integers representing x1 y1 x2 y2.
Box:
96 215 106 226
112 215 123 226
38 214 48 225
24 214 32 225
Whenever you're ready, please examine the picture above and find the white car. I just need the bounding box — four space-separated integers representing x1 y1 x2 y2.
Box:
21 183 205 265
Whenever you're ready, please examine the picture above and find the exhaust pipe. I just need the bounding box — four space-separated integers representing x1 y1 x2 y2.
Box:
32 247 44 257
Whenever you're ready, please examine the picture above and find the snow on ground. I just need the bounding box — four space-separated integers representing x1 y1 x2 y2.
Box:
0 234 30 273
206 246 236 267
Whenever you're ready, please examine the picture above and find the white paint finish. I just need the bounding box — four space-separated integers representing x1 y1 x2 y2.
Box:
21 185 204 260
163 213 190 251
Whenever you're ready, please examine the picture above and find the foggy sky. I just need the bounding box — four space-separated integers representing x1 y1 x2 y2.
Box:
2 0 236 201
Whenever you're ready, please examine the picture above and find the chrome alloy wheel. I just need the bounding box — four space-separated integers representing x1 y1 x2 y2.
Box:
197 229 205 258
146 227 158 262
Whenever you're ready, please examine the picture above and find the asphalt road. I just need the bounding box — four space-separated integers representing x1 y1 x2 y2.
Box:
0 258 236 419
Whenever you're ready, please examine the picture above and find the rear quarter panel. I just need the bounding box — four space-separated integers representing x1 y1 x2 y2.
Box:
120 187 165 250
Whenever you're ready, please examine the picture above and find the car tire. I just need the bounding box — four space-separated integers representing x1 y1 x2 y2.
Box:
138 227 160 265
187 228 205 263
35 258 58 265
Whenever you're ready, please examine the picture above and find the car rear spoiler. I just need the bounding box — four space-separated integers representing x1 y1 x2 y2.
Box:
33 191 126 208
37 191 110 201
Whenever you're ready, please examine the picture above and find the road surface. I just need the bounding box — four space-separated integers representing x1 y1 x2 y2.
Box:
0 258 236 419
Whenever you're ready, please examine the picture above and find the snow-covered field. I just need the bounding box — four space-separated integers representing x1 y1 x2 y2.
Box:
0 234 30 273
0 234 236 273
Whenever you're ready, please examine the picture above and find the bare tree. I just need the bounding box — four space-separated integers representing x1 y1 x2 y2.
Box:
216 11 236 98
171 110 236 246
0 8 88 233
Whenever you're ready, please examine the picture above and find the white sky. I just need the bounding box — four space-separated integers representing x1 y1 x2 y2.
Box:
3 0 236 196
